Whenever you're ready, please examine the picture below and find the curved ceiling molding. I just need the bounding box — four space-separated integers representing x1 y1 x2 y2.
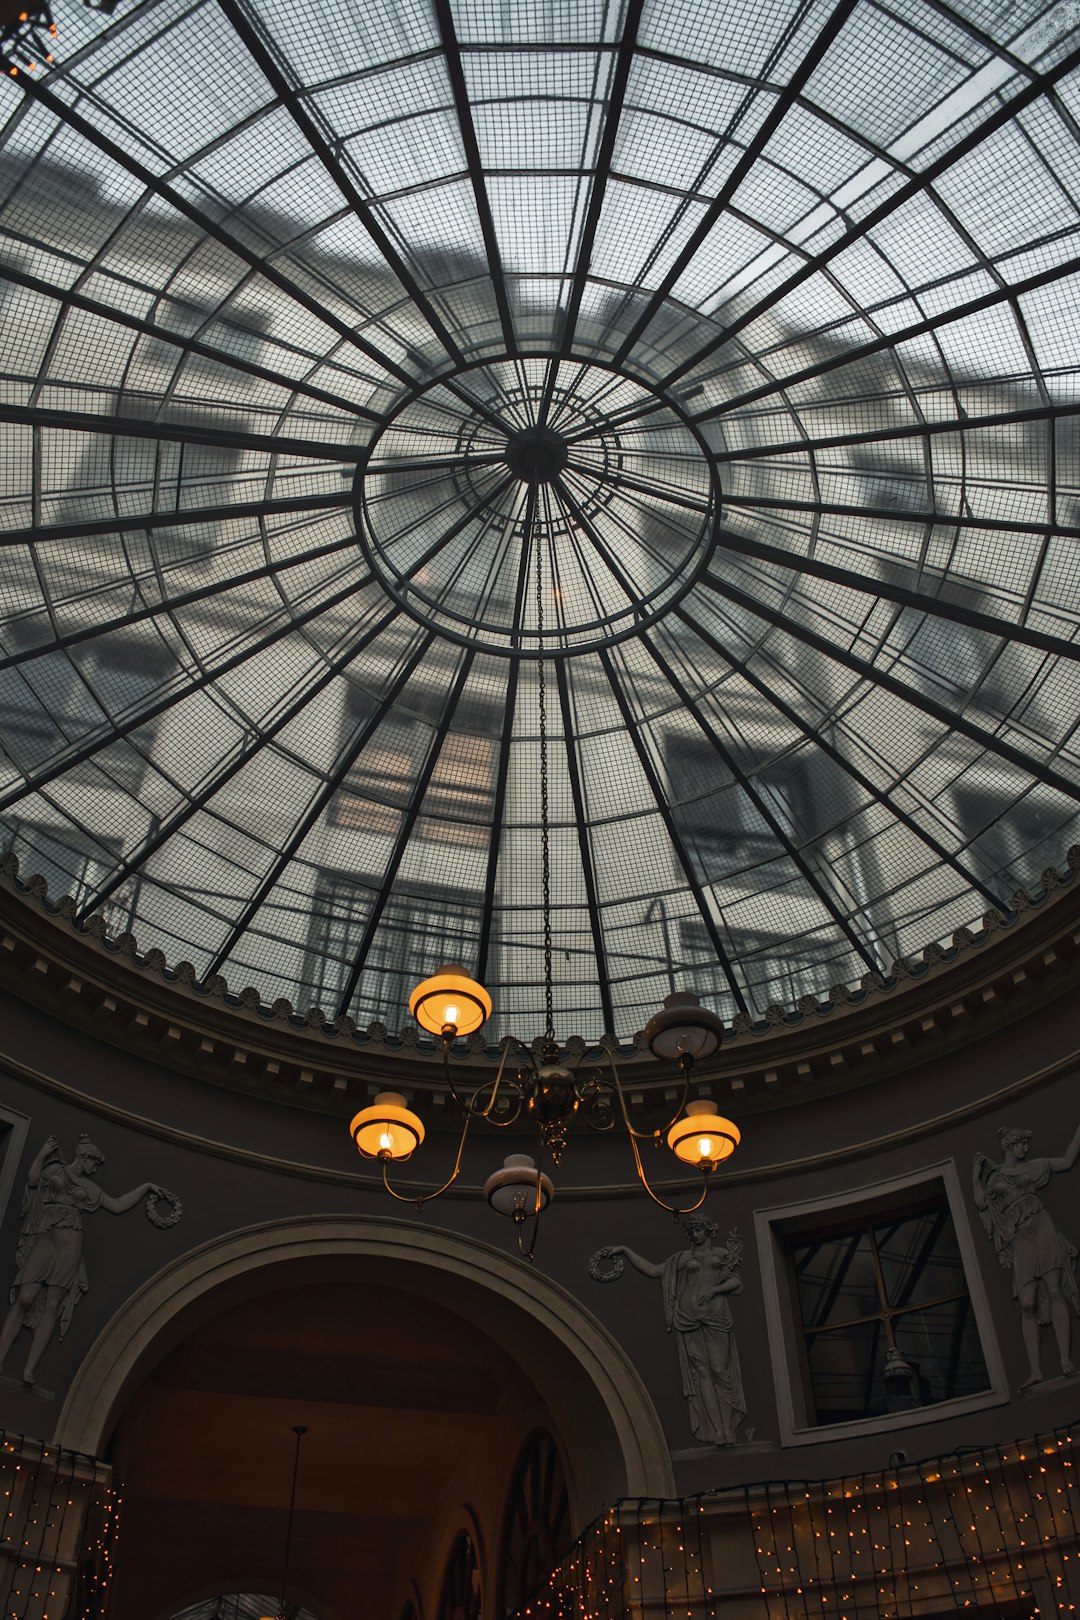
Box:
0 844 1077 1121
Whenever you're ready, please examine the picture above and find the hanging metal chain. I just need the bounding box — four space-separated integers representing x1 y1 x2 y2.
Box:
279 1424 307 1619
533 494 555 1040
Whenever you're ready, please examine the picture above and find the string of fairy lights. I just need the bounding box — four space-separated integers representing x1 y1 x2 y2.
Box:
511 1428 1080 1620
748 1430 1080 1617
0 1433 120 1620
0 1425 1077 1618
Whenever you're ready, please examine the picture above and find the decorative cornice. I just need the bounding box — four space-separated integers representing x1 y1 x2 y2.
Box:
2 1024 1076 1202
0 848 1077 1122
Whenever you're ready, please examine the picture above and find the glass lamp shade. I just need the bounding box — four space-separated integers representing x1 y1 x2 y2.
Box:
409 963 492 1036
350 1092 425 1161
666 1100 740 1170
483 1154 554 1218
642 991 726 1063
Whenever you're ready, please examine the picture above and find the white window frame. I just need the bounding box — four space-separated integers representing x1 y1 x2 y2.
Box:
0 1098 30 1235
755 1159 1009 1446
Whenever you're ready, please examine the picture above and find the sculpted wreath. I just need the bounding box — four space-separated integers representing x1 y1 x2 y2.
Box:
587 1246 624 1283
145 1188 183 1229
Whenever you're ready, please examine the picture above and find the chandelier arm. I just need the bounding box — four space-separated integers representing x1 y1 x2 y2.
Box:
466 1039 513 1118
440 1036 488 1117
515 1041 540 1073
578 1079 616 1132
379 1114 473 1207
514 1153 548 1264
626 1130 713 1216
470 1073 526 1128
440 1035 533 1119
602 1046 692 1141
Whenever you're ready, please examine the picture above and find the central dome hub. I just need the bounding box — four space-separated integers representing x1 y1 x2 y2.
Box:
357 358 717 657
504 426 568 484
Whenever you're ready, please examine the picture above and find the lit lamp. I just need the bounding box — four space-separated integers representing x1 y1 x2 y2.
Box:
484 1154 554 1220
347 503 740 1253
667 1099 740 1170
409 962 492 1036
350 1091 424 1161
642 991 725 1069
349 975 741 1251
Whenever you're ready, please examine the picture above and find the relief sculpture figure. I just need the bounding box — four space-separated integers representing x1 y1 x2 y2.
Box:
973 1124 1080 1387
594 1215 747 1445
0 1133 180 1388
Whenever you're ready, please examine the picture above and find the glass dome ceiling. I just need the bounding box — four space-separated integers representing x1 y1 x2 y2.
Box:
1 0 1079 1042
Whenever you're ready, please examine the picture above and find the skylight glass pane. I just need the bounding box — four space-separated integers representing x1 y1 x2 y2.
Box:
0 0 1077 1039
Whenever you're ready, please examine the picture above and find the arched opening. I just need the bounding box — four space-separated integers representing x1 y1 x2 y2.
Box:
57 1217 671 1620
497 1430 572 1618
435 1534 482 1620
168 1596 324 1620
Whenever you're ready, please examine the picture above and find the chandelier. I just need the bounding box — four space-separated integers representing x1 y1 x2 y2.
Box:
349 480 741 1260
0 1 57 74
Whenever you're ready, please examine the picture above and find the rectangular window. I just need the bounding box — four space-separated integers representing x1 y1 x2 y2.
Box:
331 691 498 848
302 871 482 1025
0 1102 29 1239
662 733 856 872
790 1198 990 1425
0 817 121 913
756 1166 1006 1443
787 1194 990 1426
0 635 177 799
51 412 242 567
953 781 1071 875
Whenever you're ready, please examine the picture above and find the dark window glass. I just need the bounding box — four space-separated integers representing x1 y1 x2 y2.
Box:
788 1195 989 1425
303 871 481 1026
331 690 497 848
0 818 120 914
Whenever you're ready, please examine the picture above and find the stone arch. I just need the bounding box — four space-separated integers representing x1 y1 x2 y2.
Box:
150 1583 343 1620
55 1213 674 1519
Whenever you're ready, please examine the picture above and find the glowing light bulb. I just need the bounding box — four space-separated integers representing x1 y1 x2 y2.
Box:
379 1130 394 1153
443 1003 460 1025
698 1137 713 1160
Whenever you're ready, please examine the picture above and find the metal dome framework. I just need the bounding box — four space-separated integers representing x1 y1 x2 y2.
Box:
0 0 1079 1042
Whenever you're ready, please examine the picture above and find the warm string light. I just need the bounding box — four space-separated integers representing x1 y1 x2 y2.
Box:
746 1430 1080 1619
505 1429 1080 1620
0 1433 120 1620
0 4 58 76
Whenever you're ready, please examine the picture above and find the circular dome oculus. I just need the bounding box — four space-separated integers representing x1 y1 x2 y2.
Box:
357 361 718 655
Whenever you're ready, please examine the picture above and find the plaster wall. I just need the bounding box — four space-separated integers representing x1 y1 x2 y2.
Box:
0 957 1078 1610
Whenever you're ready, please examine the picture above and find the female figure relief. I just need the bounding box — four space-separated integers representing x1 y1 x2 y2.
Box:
0 1134 176 1388
605 1216 747 1446
973 1124 1080 1387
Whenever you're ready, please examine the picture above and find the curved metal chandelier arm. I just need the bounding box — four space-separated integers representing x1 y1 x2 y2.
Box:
470 1074 525 1127
514 1157 548 1265
380 1113 473 1208
465 1039 510 1116
439 1035 490 1116
441 1036 528 1123
626 1130 713 1217
600 1046 692 1141
578 1077 616 1132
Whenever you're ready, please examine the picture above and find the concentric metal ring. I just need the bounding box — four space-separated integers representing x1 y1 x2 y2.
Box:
355 359 720 657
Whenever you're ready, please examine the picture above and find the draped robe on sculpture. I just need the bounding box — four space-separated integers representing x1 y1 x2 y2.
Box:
661 1248 747 1445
